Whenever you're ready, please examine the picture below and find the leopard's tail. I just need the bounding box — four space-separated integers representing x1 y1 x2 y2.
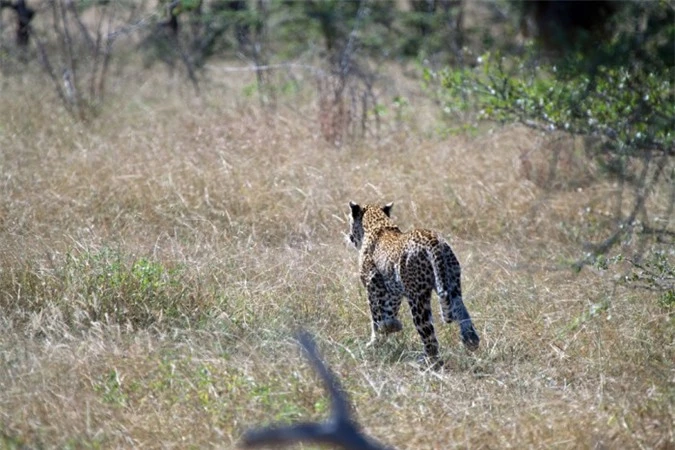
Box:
427 240 480 351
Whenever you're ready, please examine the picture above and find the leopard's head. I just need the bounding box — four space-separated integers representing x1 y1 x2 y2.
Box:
347 201 394 249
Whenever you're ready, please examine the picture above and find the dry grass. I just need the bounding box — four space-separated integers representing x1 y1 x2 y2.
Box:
0 63 672 449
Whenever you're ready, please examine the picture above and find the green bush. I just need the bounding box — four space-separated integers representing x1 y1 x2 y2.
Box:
0 247 199 331
434 1 673 151
625 252 675 310
429 1 674 262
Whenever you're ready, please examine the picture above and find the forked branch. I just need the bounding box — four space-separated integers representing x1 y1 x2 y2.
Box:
241 332 393 450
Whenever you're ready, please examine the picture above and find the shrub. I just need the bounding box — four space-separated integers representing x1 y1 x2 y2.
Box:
429 1 674 264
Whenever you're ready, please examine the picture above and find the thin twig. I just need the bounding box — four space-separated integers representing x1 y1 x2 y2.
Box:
205 63 326 77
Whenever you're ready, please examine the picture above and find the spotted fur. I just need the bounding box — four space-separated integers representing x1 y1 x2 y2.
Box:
348 201 479 364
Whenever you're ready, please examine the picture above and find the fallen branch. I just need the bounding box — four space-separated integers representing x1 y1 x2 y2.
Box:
241 332 393 450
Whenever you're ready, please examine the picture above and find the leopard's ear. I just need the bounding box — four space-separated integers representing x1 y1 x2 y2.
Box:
382 202 393 217
349 201 361 218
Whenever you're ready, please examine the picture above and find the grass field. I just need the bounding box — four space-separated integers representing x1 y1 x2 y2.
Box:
0 63 673 449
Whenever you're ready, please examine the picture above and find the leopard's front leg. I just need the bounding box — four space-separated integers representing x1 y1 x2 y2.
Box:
365 271 386 348
364 270 403 348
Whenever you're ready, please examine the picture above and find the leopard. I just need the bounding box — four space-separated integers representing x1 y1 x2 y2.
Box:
347 201 480 365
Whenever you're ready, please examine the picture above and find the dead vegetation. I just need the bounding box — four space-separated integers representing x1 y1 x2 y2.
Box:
0 64 672 449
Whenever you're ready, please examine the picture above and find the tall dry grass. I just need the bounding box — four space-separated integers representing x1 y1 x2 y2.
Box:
0 63 672 449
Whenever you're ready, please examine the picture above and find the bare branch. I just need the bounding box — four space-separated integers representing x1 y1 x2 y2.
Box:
65 0 95 52
335 0 368 97
240 332 394 450
33 31 69 108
